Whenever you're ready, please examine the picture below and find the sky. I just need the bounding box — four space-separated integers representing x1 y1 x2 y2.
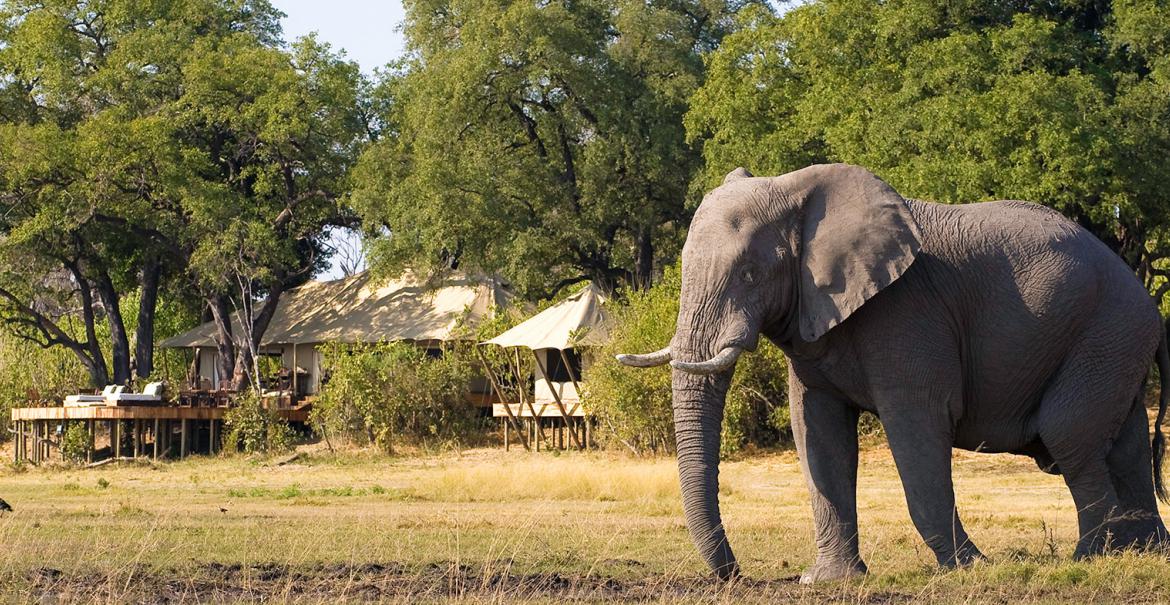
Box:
274 0 408 73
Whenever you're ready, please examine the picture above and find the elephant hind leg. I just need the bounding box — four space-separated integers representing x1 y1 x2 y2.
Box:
1035 333 1160 557
1105 399 1169 551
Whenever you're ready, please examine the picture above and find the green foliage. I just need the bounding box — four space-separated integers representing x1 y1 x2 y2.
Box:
59 422 92 463
0 0 368 387
687 1 1170 305
585 265 789 456
223 391 296 455
0 331 90 440
313 342 483 453
352 0 762 296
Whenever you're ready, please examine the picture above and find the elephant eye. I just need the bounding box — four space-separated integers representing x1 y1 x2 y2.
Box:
740 266 755 285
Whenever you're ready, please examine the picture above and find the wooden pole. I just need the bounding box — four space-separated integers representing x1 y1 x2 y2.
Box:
511 349 547 448
475 347 528 451
209 419 217 455
180 418 188 457
531 350 583 449
133 420 141 458
153 418 160 459
87 420 94 463
114 421 122 459
292 343 298 399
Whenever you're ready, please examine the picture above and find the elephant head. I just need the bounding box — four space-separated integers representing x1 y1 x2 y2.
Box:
617 164 922 579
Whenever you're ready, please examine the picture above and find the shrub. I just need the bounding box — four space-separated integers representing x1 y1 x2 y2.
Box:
313 341 482 453
60 422 93 463
585 265 789 456
224 391 296 454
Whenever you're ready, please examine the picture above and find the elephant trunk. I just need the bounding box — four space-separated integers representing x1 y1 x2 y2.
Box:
672 367 739 580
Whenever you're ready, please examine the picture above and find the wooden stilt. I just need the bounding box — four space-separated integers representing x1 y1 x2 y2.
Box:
209 419 217 455
87 420 94 463
180 418 188 457
133 419 141 458
114 420 122 458
530 351 583 449
475 347 528 451
153 418 160 459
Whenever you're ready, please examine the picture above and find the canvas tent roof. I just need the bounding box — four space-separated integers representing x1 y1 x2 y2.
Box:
159 270 512 348
482 284 610 351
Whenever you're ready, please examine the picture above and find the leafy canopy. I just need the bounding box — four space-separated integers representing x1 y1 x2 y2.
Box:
352 0 760 297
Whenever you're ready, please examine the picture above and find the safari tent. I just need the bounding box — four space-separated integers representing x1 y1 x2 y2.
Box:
159 270 513 398
479 284 610 451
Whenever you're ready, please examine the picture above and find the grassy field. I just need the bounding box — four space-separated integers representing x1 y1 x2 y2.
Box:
0 444 1168 603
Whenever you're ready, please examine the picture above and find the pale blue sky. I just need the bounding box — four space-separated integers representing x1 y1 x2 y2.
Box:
273 0 408 73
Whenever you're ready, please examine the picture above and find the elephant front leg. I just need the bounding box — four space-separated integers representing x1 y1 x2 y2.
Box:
791 385 867 583
881 409 983 567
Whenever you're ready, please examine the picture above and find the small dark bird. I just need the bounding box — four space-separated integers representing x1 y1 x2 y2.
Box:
0 498 13 512
219 507 228 514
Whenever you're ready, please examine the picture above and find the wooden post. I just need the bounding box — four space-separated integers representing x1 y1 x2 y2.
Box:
114 421 122 458
87 420 94 463
209 419 217 455
475 347 528 451
292 343 298 398
531 350 583 449
133 420 141 458
180 418 188 457
511 349 548 448
14 421 21 463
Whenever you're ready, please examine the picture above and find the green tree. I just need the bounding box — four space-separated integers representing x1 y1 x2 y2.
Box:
0 1 369 388
687 1 1170 308
352 0 761 298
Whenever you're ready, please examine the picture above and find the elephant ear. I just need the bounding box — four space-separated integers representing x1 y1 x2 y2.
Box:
789 164 923 342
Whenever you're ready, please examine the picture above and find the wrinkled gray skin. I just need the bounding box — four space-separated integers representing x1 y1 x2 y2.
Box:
619 164 1170 583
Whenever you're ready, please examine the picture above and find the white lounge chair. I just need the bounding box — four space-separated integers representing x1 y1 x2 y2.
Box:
105 382 166 406
64 385 123 407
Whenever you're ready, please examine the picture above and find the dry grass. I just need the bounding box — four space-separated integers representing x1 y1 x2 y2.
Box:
0 446 1166 603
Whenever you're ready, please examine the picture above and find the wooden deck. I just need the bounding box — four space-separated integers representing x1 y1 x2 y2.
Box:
10 405 310 464
491 402 586 418
12 405 310 422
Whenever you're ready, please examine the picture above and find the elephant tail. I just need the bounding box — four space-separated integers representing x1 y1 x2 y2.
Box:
1155 337 1170 504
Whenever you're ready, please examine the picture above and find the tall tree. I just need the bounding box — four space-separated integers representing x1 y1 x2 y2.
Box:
687 0 1170 309
0 1 367 387
352 0 760 298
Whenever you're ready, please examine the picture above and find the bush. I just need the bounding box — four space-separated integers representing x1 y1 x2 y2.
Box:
224 391 296 454
60 422 93 463
313 341 481 453
585 265 790 456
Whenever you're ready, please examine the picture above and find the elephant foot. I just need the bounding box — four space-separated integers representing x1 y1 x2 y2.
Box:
938 543 984 568
799 557 867 584
1074 513 1170 558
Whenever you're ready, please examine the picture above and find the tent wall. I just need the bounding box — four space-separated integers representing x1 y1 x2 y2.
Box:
279 343 321 396
533 349 589 404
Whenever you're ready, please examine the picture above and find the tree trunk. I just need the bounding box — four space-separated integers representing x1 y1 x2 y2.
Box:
208 294 236 388
634 225 654 291
65 262 112 387
94 272 132 385
134 256 162 379
230 281 285 390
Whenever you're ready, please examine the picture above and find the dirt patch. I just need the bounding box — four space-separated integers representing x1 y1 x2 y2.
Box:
8 561 903 604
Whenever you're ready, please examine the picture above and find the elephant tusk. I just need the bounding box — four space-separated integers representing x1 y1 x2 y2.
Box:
670 346 744 375
615 347 672 367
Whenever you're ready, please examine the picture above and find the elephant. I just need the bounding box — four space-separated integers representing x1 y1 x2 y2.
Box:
618 164 1170 583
